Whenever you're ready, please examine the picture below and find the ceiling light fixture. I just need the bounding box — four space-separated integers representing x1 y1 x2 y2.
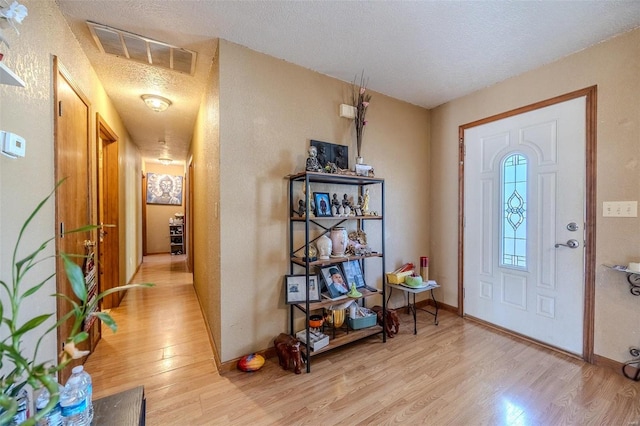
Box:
141 94 172 112
159 157 172 165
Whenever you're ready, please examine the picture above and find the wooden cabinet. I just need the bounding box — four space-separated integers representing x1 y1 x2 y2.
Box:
169 224 184 255
287 171 386 373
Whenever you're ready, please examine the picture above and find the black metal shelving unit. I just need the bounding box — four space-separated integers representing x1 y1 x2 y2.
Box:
287 171 386 373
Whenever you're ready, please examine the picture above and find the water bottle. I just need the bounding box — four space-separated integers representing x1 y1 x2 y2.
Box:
59 376 89 426
8 388 29 425
69 366 93 423
35 386 63 426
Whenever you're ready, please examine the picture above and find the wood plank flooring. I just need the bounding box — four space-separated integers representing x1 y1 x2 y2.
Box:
84 254 640 425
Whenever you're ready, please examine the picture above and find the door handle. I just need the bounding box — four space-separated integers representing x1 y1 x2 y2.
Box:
555 239 579 249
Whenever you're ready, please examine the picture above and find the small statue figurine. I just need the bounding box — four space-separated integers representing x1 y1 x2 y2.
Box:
362 188 370 213
305 146 323 172
347 283 362 298
274 333 303 374
372 306 400 338
300 185 315 218
331 193 341 209
341 194 351 209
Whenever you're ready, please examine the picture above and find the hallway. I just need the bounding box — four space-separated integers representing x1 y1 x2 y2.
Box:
83 254 218 424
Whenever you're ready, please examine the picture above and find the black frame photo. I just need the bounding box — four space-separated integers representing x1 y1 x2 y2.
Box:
285 275 321 304
341 259 367 289
319 265 350 299
313 192 332 217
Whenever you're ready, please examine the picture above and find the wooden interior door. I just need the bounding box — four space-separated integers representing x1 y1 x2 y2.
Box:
97 115 121 309
54 57 92 383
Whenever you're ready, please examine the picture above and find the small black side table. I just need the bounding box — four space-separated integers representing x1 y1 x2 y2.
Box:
387 281 440 334
92 385 145 426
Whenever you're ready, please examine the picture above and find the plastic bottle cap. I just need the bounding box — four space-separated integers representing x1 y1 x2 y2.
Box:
72 365 84 374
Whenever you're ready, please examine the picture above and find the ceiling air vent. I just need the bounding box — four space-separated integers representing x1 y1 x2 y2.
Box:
86 21 196 76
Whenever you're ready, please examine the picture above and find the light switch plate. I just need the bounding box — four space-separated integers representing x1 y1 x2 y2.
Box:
603 201 638 217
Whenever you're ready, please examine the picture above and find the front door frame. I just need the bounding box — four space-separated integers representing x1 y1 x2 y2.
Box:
458 86 597 362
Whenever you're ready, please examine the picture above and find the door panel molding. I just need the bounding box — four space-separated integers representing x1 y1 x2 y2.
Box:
458 86 597 362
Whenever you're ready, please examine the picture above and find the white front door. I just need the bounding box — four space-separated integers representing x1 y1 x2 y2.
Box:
463 97 586 355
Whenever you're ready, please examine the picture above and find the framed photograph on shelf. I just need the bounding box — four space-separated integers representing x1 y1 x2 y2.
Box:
313 192 332 217
319 265 350 299
285 275 320 304
341 259 367 289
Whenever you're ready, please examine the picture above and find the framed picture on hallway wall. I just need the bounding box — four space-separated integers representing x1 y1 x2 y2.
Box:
146 173 183 205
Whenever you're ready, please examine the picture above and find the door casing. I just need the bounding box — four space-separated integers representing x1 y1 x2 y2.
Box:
54 57 93 383
458 86 597 362
96 114 121 309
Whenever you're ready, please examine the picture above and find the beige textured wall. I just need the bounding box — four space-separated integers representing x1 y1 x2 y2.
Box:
191 41 222 359
214 40 429 361
144 163 186 254
0 0 142 368
430 28 640 362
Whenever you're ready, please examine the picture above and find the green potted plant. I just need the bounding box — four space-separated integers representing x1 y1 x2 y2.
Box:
0 183 153 425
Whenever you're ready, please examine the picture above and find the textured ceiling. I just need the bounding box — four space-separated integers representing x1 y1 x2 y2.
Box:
55 0 640 163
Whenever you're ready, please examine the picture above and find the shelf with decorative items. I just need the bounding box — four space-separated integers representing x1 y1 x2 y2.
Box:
169 223 184 255
604 264 640 296
604 263 640 380
285 171 385 373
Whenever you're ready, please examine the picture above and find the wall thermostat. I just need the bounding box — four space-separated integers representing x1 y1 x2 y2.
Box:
1 131 26 158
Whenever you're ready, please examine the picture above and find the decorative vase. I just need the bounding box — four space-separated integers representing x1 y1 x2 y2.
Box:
303 244 317 262
326 309 345 328
316 234 332 260
356 156 364 165
330 227 348 257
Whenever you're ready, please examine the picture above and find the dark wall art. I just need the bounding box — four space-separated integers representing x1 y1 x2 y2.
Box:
310 140 349 170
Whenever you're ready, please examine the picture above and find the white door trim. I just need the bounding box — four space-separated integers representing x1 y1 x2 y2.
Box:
457 86 597 362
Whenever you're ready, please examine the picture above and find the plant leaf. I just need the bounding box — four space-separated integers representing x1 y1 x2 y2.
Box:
13 181 63 269
20 273 56 299
61 253 87 302
71 331 89 344
14 314 52 336
15 239 53 273
95 282 154 302
94 311 117 332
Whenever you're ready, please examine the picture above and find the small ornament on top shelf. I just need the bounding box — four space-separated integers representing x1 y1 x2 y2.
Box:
305 145 323 172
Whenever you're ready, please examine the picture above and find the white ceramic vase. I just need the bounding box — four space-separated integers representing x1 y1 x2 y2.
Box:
316 234 332 260
330 227 348 257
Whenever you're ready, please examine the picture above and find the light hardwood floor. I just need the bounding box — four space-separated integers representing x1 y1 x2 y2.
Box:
84 254 640 425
